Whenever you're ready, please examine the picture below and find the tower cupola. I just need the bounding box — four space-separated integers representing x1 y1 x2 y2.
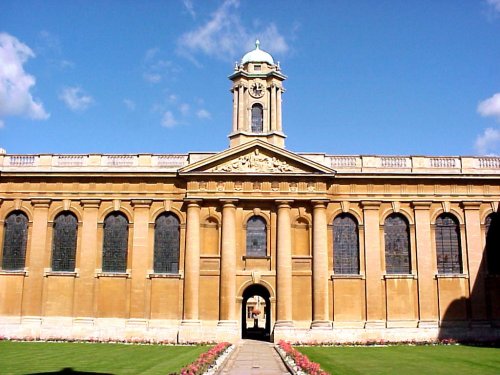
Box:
228 41 287 148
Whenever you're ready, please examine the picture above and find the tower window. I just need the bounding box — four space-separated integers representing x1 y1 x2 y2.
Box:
1 211 29 270
435 213 462 274
246 216 267 257
254 64 261 71
384 213 411 274
52 212 78 272
154 213 180 274
333 213 360 274
102 212 129 273
251 104 263 133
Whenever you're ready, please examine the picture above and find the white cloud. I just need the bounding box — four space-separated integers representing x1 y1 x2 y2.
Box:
59 86 94 111
183 0 196 19
179 103 190 116
0 32 49 124
143 72 162 83
177 0 289 63
197 109 211 119
123 99 136 111
475 127 500 155
478 93 500 121
487 0 500 13
161 111 178 128
142 48 179 84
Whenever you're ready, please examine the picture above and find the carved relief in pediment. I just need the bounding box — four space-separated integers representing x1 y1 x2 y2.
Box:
210 149 301 173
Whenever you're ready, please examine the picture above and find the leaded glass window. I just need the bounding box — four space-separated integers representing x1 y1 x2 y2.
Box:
384 214 411 274
52 212 78 272
485 213 499 275
246 216 267 257
2 211 28 270
102 212 129 272
435 214 462 274
251 104 263 133
333 214 359 274
154 213 180 273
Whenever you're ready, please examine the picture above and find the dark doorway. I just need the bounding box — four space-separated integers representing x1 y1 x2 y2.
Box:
241 283 271 341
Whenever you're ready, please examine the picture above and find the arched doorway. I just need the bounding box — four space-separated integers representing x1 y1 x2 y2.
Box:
241 284 271 341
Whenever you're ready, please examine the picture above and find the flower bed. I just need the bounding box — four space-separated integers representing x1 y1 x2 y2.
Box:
276 340 328 375
177 342 233 375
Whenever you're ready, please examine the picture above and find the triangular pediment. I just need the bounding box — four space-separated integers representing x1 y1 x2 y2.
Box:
179 140 335 176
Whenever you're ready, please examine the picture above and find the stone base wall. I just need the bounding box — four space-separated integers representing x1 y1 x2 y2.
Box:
1 317 499 344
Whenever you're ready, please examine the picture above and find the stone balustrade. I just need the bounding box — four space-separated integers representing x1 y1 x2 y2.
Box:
0 152 499 174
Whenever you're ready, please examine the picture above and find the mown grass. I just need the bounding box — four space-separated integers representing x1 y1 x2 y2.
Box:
298 345 500 375
0 341 208 375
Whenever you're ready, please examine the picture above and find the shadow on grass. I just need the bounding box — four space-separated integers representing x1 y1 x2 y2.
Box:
28 368 112 375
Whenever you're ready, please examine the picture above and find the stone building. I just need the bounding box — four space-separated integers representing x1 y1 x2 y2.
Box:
0 42 499 343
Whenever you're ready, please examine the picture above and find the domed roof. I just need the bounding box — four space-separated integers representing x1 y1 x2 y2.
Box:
241 40 274 65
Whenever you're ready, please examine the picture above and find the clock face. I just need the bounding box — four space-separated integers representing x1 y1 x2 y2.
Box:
250 82 265 98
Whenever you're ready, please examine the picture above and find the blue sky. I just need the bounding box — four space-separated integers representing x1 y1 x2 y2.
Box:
1 0 500 156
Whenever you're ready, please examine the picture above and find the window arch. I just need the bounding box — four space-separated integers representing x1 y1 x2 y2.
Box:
246 216 267 257
1 211 29 270
154 213 180 273
333 213 359 274
485 213 499 275
52 212 78 272
102 212 129 273
251 104 263 133
435 213 462 274
384 213 411 274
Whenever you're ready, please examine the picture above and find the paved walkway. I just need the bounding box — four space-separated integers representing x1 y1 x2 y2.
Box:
218 340 290 375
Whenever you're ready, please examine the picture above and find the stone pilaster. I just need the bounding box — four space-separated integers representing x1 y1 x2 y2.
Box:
129 200 152 320
462 202 488 325
275 200 293 327
412 202 439 327
217 200 239 341
22 199 51 319
232 87 238 133
276 87 282 132
362 201 385 328
73 199 100 319
179 199 202 342
238 85 245 131
219 200 238 322
183 199 201 321
271 84 277 132
311 200 331 328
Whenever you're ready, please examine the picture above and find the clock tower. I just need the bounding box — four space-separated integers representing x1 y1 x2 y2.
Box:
228 40 287 148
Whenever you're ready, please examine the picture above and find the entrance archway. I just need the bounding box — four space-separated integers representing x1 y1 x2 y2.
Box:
241 283 271 341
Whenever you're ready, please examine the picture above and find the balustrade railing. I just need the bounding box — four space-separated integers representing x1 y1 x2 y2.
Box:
330 156 358 168
6 155 37 166
429 157 456 168
380 157 408 168
56 155 86 166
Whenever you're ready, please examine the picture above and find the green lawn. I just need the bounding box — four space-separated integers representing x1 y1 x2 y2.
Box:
0 341 208 375
298 345 500 375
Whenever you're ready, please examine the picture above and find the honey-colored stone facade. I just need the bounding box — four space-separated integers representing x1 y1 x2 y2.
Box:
0 45 499 343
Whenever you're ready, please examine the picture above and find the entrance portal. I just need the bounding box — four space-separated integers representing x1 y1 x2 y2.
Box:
241 284 271 341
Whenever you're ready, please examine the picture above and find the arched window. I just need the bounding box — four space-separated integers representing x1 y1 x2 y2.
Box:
435 213 462 274
154 213 180 273
485 213 499 275
246 216 267 257
1 211 29 270
52 212 78 272
251 104 263 133
333 213 360 274
102 212 129 273
384 213 411 274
